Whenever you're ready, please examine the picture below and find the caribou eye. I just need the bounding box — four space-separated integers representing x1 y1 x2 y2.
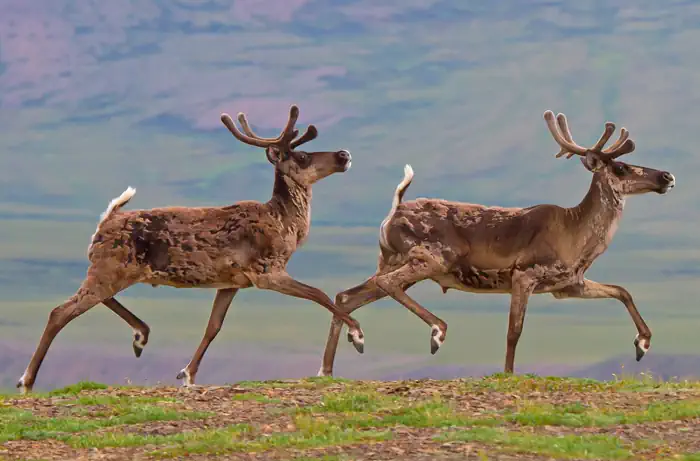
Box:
294 152 311 167
612 164 626 177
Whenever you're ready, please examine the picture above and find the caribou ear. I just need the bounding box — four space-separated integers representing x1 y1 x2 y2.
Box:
580 151 605 172
265 146 284 164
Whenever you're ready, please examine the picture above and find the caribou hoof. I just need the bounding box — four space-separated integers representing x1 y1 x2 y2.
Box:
176 368 194 386
634 334 650 362
347 328 365 354
430 325 445 355
16 373 31 395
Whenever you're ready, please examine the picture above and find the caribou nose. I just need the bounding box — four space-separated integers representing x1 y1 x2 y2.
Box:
337 150 351 162
661 171 675 185
336 149 351 171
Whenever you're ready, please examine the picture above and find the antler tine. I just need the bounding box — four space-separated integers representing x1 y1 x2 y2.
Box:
290 125 318 149
221 104 304 150
604 138 636 159
220 113 273 148
544 110 588 157
591 122 616 152
602 127 629 154
280 105 300 141
236 113 280 142
555 113 577 159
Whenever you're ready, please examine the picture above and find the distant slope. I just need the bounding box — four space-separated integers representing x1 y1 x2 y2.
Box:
1 0 700 312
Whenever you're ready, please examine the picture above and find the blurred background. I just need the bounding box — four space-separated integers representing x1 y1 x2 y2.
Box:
1 0 699 390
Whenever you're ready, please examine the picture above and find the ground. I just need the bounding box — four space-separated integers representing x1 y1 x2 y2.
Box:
2 374 700 460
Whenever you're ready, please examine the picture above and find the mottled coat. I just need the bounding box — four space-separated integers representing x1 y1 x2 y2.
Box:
18 105 363 393
318 110 676 377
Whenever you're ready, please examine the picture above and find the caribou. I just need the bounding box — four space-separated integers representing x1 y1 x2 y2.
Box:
318 110 675 377
17 104 365 393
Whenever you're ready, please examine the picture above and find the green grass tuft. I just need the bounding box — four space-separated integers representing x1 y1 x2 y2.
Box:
47 381 110 396
505 398 700 427
0 405 210 443
310 390 396 413
437 427 638 460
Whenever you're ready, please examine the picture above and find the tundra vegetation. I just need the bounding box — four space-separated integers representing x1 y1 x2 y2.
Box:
2 373 700 460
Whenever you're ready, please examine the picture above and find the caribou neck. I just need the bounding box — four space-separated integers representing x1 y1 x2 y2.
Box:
268 169 313 237
568 174 625 248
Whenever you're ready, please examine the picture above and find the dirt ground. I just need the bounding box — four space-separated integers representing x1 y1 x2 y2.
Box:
2 376 700 460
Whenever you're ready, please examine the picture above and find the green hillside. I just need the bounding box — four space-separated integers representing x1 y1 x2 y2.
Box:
3 375 700 460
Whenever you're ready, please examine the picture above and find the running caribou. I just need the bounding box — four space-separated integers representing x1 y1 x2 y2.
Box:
17 104 364 393
319 110 676 377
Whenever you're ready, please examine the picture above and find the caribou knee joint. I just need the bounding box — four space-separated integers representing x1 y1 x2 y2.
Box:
335 292 350 306
507 331 521 346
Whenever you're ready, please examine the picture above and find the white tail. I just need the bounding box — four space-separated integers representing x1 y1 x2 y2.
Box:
99 187 136 224
379 164 414 251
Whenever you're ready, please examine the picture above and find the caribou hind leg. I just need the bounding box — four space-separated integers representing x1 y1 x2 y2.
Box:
102 297 151 358
319 279 416 377
372 255 449 355
17 273 134 393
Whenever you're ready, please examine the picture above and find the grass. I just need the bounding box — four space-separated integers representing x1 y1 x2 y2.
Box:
0 405 210 444
506 398 700 428
436 428 642 460
2 375 700 459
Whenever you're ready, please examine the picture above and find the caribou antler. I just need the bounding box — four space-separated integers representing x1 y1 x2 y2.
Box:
220 105 318 153
291 125 318 149
543 110 636 161
602 127 635 159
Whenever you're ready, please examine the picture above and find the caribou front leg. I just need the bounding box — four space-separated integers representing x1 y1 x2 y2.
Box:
254 272 365 353
504 271 537 374
553 279 652 361
177 288 238 386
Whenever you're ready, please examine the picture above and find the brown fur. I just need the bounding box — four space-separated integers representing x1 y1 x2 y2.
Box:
319 110 676 377
18 105 364 393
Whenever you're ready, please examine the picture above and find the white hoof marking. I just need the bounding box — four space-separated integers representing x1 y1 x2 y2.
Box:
635 334 650 352
350 328 364 345
133 329 146 348
317 367 330 377
179 368 194 387
17 371 29 394
431 325 444 348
